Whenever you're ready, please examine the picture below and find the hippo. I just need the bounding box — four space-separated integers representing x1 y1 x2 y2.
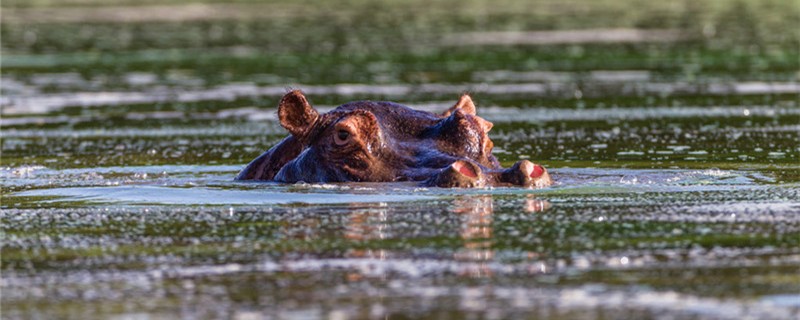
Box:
236 90 552 188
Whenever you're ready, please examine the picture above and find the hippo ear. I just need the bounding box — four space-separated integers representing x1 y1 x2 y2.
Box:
278 90 319 137
441 94 477 117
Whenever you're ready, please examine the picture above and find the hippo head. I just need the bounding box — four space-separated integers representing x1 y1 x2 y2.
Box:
236 90 552 188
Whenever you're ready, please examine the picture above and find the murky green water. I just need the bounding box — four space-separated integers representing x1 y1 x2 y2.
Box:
2 1 799 319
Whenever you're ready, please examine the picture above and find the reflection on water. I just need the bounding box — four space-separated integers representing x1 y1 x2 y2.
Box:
454 195 551 278
345 203 389 260
524 194 551 213
454 195 495 278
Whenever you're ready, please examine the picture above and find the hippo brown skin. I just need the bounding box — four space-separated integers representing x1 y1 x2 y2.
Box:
236 90 552 188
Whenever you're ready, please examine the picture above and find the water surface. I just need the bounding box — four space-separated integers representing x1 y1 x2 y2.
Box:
2 0 799 319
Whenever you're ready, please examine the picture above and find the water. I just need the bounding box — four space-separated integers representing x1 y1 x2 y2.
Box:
2 0 800 319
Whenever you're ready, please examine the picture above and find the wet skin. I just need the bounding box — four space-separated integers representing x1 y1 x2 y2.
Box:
236 90 552 188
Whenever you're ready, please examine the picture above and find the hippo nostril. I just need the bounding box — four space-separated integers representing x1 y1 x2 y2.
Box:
531 164 545 179
518 160 534 177
499 160 550 187
452 161 478 178
425 160 484 188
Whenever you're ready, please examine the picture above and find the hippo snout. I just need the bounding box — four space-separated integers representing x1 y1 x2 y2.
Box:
424 159 553 188
499 160 553 188
426 160 486 188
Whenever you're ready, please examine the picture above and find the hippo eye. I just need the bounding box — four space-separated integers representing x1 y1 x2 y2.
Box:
334 130 350 145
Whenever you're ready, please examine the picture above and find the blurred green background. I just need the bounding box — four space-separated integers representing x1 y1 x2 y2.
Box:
2 0 798 169
3 0 798 84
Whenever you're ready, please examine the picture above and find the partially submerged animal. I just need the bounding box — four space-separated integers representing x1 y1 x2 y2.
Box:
236 90 552 188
